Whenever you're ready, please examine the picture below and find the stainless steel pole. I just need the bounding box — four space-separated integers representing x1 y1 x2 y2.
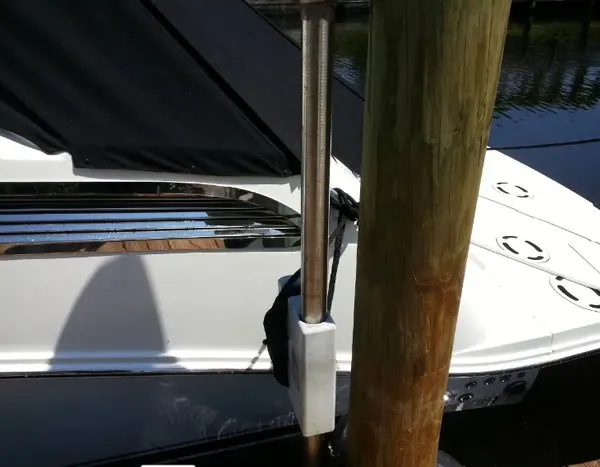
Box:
299 1 335 465
300 0 335 326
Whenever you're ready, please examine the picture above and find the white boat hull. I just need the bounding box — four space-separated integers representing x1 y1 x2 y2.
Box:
1 136 599 465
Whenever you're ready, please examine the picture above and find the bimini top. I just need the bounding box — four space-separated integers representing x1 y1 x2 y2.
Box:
0 0 364 178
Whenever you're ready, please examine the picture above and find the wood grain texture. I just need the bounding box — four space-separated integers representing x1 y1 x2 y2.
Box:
346 1 511 466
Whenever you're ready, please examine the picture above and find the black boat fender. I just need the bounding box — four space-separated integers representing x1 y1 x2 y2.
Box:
263 188 359 388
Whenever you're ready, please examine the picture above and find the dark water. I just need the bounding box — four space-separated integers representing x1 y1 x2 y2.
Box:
266 13 600 207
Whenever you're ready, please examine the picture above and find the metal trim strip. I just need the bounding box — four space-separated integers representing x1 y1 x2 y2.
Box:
0 182 301 256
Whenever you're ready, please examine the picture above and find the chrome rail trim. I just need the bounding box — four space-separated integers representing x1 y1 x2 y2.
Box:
0 182 301 256
0 182 300 219
0 213 292 227
0 228 299 243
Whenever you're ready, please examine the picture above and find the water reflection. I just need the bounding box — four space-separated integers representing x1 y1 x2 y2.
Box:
493 22 600 148
265 12 600 205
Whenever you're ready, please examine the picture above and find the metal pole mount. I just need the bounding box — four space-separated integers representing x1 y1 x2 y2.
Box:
300 0 336 326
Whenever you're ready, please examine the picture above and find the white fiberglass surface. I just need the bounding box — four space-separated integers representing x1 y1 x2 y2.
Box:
1 136 600 375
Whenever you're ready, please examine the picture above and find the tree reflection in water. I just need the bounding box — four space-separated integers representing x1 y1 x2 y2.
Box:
264 12 600 122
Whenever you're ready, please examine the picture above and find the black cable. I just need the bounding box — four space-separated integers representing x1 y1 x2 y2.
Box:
326 188 359 315
490 136 600 151
326 210 346 315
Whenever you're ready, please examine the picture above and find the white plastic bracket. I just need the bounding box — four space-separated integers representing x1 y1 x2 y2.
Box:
286 294 337 437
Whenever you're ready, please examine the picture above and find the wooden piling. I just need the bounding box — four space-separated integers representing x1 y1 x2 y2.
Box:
345 1 512 466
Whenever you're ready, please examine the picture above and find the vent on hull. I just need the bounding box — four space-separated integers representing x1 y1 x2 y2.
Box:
550 276 600 312
492 182 533 199
496 235 550 263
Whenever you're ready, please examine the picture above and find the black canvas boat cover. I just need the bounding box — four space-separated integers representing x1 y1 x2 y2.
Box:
0 0 364 178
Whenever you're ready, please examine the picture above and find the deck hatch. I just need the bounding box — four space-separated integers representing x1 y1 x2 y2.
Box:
550 275 600 312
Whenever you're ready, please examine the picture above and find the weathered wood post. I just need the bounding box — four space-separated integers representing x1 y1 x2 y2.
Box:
346 1 511 466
